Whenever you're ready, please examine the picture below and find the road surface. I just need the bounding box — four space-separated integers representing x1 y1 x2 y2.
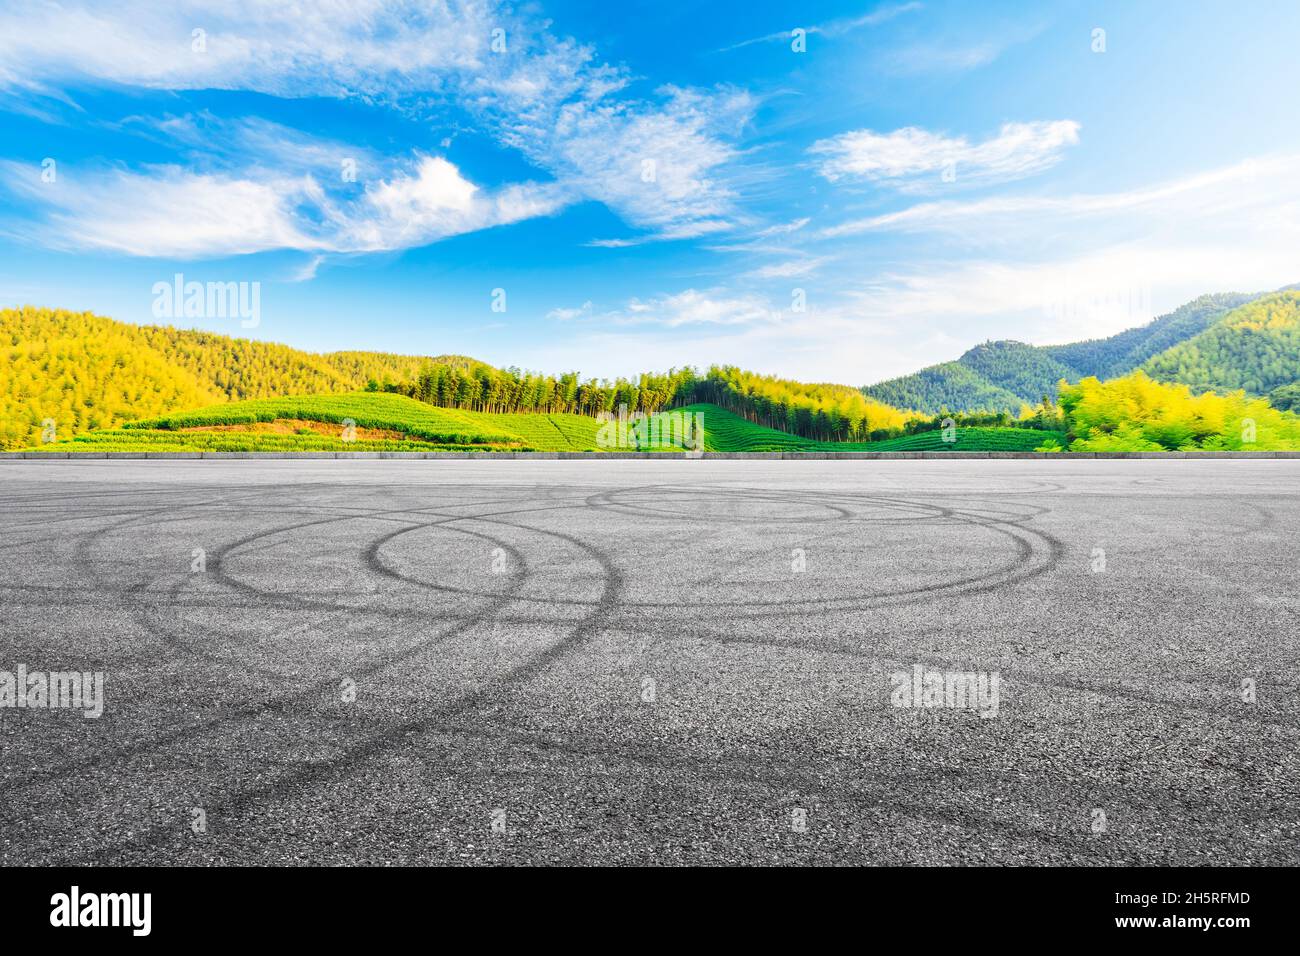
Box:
1 459 1296 865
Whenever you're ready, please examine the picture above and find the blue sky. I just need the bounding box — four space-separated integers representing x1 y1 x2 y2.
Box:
3 0 1300 384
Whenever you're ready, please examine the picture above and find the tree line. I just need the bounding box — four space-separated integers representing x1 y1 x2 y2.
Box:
372 363 698 417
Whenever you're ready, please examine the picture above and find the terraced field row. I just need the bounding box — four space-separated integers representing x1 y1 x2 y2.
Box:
128 393 522 445
29 394 1065 453
34 430 506 453
680 404 1066 453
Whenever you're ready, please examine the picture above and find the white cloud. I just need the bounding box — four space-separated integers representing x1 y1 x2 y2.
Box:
810 120 1080 190
556 86 756 245
744 257 830 279
117 113 385 182
1 155 566 257
546 301 593 321
0 1 481 99
837 241 1299 359
2 165 317 257
587 220 735 248
0 1 753 250
880 42 1004 74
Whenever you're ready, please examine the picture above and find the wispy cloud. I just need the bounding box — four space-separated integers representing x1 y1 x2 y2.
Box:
744 257 830 280
756 217 811 237
810 120 1080 191
813 152 1300 365
0 1 482 98
0 1 753 253
877 21 1046 76
820 154 1292 237
717 3 922 53
552 289 785 328
564 85 756 246
546 301 593 321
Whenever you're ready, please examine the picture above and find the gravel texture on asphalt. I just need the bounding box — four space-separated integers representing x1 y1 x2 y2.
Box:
1 458 1296 865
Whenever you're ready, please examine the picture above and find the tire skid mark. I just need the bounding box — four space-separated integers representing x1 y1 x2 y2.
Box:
78 508 624 864
1 508 539 795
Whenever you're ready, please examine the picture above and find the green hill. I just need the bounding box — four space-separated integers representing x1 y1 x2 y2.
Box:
0 306 488 449
12 289 1300 454
28 396 1064 454
859 360 1025 415
1044 292 1255 379
959 340 1080 404
862 291 1258 414
680 403 1063 453
33 392 606 453
1141 292 1300 395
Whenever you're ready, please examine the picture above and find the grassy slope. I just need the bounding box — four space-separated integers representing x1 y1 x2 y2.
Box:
35 393 604 452
681 403 1065 452
30 395 1064 453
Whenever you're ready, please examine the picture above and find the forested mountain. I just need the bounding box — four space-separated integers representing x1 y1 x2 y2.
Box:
1141 292 1300 394
0 306 481 449
960 340 1080 404
862 359 1025 414
1044 293 1255 379
863 291 1260 414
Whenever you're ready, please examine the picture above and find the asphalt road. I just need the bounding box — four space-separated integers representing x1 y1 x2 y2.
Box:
1 459 1297 865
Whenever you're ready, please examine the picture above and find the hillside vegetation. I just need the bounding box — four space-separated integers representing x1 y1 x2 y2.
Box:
863 292 1257 414
680 403 1065 453
860 360 1026 415
1141 292 1300 394
1268 382 1300 412
25 392 1063 454
1058 370 1300 451
35 392 606 453
684 366 912 441
0 306 482 449
402 361 693 416
1045 293 1255 379
387 363 917 443
10 291 1300 456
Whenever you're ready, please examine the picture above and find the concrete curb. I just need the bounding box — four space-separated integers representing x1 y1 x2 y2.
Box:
3 450 1300 461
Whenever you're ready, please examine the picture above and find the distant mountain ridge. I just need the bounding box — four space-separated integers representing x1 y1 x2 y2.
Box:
1141 292 1300 395
863 291 1261 414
